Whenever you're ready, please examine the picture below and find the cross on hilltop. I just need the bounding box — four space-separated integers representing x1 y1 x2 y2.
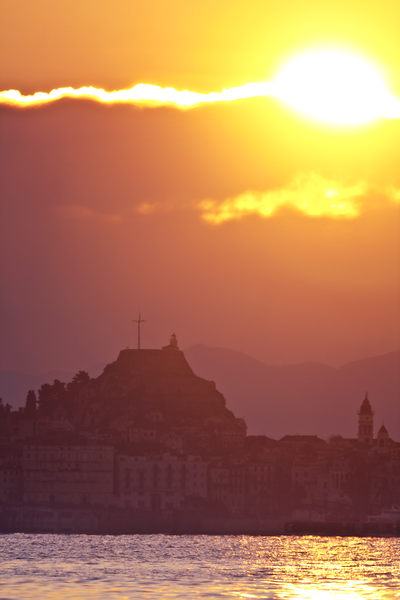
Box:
132 313 147 349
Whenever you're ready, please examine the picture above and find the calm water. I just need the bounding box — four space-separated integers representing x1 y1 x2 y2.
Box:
0 534 399 599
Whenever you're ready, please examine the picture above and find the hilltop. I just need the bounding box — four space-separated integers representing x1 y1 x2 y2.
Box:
13 336 246 455
77 341 237 430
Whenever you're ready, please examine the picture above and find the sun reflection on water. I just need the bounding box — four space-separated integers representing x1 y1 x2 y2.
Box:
0 534 398 599
232 581 399 600
281 583 376 599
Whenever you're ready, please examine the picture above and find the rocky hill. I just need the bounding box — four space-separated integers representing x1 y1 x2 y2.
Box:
77 342 236 431
58 337 247 457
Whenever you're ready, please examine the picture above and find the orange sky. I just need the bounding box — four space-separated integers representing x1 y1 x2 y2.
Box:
0 0 399 375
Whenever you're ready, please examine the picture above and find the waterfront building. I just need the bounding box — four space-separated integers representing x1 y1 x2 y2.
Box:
22 445 114 506
0 448 23 503
117 453 208 509
208 462 246 511
245 460 276 515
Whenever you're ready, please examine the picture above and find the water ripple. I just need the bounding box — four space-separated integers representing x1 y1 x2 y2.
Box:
0 534 399 599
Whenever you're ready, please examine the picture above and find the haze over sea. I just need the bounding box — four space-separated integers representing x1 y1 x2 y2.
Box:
0 534 399 599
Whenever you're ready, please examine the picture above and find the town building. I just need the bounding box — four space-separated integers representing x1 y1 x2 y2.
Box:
116 453 208 509
376 424 390 454
245 460 277 515
208 461 246 512
0 447 23 503
22 445 114 506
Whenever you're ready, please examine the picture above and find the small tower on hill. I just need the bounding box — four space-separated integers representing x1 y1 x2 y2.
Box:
357 393 374 444
162 332 179 350
377 423 390 454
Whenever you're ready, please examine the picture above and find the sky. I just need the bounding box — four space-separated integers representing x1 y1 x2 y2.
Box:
0 0 399 376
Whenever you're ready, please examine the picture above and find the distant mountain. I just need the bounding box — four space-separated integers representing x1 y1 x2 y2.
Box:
0 363 106 409
184 345 400 440
1 347 398 440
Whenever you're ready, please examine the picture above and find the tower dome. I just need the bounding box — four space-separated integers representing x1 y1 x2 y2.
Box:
359 395 373 415
357 393 374 444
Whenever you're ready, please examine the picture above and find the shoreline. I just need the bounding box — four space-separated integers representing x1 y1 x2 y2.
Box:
0 505 398 537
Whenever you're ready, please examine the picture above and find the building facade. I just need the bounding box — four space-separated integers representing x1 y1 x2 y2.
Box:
117 453 208 509
23 445 114 505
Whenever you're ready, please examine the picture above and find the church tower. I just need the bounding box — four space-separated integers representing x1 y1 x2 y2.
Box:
376 423 389 454
357 394 374 444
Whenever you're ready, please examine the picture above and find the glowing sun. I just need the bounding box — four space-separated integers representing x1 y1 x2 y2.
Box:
273 50 398 125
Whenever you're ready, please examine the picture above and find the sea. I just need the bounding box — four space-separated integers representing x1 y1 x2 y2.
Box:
0 534 399 599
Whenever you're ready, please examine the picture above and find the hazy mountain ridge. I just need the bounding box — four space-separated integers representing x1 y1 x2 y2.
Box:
1 347 398 440
184 345 400 440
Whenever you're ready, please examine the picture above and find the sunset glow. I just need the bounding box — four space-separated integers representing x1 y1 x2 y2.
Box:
198 174 366 223
274 50 400 124
2 50 400 125
1 0 400 415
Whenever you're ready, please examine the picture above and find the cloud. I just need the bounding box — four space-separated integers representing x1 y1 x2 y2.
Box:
197 173 368 224
60 204 123 224
0 82 275 109
386 186 400 203
60 176 400 227
1 76 400 124
135 202 175 215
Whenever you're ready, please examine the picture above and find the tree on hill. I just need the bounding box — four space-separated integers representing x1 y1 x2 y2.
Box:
0 398 12 419
38 379 67 415
67 371 90 397
37 372 91 417
65 371 91 416
25 390 37 417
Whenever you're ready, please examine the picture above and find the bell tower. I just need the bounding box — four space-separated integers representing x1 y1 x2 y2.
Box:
357 393 374 444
